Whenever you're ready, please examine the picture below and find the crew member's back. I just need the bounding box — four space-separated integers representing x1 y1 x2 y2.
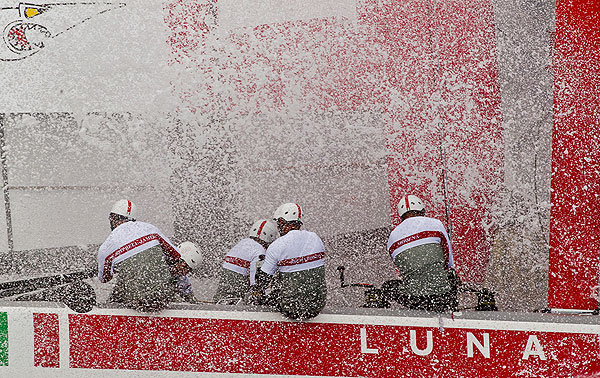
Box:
386 195 457 312
97 199 182 312
259 203 327 320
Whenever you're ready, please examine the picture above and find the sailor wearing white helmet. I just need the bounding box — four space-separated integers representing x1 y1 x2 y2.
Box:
170 241 203 303
97 199 183 312
385 195 459 312
213 219 279 303
253 203 327 320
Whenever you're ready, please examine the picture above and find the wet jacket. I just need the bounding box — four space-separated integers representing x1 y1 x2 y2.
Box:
387 216 453 297
262 230 327 319
213 238 266 302
97 221 181 311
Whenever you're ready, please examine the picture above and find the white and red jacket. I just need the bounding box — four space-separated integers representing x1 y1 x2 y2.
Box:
97 221 181 283
222 238 266 285
386 216 454 269
262 230 325 275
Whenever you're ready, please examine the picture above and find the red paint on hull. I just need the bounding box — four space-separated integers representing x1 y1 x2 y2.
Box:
68 313 598 377
33 312 60 368
549 0 600 310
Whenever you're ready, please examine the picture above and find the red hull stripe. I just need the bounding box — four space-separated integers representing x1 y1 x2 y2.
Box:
224 256 251 269
102 233 181 282
296 204 302 220
33 313 60 368
68 313 600 376
278 251 325 267
405 196 410 212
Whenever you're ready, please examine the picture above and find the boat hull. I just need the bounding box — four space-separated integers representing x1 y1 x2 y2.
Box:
1 302 598 377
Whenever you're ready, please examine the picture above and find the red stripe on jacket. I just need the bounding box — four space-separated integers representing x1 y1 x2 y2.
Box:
278 251 325 267
102 233 181 282
388 230 450 268
224 256 251 269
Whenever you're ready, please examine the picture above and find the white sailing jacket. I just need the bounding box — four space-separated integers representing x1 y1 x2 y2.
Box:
97 221 181 283
386 216 454 269
262 230 325 275
222 238 266 285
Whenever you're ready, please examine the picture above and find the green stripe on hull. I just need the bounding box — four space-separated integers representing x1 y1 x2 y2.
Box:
0 312 6 366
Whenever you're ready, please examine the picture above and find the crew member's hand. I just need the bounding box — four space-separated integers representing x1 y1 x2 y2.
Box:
183 293 198 304
247 287 265 305
447 268 462 291
170 259 191 276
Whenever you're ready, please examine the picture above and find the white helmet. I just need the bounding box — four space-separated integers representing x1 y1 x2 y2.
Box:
273 203 303 223
398 195 425 217
248 219 278 243
111 199 136 219
178 241 203 270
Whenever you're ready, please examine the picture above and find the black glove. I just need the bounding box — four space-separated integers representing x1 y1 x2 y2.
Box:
447 268 461 293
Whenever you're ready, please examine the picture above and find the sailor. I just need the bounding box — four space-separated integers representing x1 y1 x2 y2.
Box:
385 195 458 312
97 199 183 312
171 241 203 303
213 219 279 303
253 203 327 320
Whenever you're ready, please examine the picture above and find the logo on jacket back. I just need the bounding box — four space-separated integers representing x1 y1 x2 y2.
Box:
0 1 125 61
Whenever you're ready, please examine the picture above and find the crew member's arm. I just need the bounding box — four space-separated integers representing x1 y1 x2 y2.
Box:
174 274 197 303
248 254 265 286
438 222 460 289
248 245 280 304
439 223 454 269
97 258 105 282
253 269 271 292
97 244 112 283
